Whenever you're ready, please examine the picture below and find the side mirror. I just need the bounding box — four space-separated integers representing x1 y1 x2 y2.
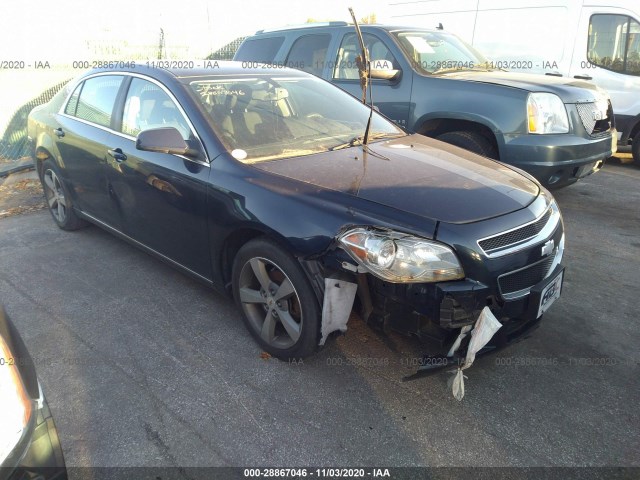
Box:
368 59 401 80
136 127 199 157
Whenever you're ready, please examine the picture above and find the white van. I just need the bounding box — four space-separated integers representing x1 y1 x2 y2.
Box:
387 0 640 162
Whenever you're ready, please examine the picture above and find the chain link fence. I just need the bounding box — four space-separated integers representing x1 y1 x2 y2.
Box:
0 73 71 177
206 37 246 60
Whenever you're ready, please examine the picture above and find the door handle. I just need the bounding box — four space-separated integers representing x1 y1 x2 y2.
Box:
573 74 593 80
107 148 127 162
54 128 65 138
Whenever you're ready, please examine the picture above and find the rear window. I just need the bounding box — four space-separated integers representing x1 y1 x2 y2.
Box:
64 84 82 116
235 37 284 63
72 75 124 128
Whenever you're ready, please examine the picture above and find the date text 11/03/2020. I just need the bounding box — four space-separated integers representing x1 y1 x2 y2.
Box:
243 468 391 477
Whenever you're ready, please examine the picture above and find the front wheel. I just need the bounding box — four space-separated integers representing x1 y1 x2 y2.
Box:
436 131 498 159
232 238 321 360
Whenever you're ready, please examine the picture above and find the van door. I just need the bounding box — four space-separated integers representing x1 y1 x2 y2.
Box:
569 9 640 141
330 32 411 130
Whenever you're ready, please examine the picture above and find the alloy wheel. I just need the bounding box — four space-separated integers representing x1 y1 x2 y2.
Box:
43 169 67 223
237 257 303 349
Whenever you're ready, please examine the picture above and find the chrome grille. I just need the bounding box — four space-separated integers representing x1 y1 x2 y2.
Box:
498 256 555 298
576 100 612 136
479 208 552 255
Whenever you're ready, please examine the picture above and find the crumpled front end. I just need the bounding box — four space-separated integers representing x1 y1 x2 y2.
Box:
312 189 565 364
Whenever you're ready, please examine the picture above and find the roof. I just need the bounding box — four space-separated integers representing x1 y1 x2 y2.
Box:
168 62 310 82
255 21 349 34
250 23 440 35
76 61 312 87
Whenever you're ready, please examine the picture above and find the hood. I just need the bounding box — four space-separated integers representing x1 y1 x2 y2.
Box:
442 70 605 103
253 134 539 224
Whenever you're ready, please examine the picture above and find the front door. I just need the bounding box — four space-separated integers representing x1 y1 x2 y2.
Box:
330 32 411 130
107 76 212 280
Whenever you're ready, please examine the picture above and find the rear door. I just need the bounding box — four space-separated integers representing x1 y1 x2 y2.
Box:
107 76 212 279
55 74 126 228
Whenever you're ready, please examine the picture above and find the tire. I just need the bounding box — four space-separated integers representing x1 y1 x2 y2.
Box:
39 159 86 231
436 131 498 159
232 238 321 360
632 134 640 167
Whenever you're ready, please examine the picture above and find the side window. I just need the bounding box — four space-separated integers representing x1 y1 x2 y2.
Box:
64 84 82 116
334 33 397 80
285 34 331 76
121 78 191 140
74 76 123 128
588 14 640 75
234 37 285 63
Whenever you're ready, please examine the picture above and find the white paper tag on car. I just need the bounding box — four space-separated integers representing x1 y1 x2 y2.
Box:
537 271 563 318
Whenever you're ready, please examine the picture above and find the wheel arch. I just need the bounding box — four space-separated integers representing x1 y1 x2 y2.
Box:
217 225 305 295
616 110 640 144
628 117 640 145
33 132 60 178
414 114 503 159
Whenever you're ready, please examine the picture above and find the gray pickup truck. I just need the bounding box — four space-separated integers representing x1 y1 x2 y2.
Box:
234 22 617 188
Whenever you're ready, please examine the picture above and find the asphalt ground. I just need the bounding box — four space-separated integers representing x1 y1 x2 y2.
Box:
0 159 638 472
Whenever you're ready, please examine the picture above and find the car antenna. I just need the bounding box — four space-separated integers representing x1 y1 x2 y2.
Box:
349 7 373 146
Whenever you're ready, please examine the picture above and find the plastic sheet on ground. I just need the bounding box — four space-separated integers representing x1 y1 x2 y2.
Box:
449 306 502 401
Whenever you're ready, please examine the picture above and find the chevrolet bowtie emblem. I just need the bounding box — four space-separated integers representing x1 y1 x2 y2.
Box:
541 239 555 257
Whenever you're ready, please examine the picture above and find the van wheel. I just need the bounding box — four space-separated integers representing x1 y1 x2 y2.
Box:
232 238 321 360
632 134 640 166
436 131 498 159
40 159 87 231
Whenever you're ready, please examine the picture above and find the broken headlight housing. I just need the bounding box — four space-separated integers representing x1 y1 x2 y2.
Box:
338 228 465 283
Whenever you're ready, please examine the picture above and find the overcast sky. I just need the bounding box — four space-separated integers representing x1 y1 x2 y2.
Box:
1 0 392 61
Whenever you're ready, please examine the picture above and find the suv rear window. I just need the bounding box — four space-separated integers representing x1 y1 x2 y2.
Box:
235 37 284 63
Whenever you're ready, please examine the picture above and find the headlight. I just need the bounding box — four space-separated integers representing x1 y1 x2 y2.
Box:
527 92 569 134
338 228 465 283
0 336 33 463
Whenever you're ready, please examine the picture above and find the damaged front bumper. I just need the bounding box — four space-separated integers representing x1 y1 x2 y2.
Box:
312 247 564 377
308 195 565 380
363 263 564 358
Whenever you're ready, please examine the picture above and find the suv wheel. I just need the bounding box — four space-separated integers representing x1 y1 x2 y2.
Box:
436 131 498 159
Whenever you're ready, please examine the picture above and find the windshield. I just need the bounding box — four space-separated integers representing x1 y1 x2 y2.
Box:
189 75 405 163
393 31 489 75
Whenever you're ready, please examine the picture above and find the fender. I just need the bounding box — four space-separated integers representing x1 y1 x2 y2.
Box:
413 110 507 153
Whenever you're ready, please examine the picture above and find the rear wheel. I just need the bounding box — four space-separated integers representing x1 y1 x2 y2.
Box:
40 159 86 230
232 238 320 359
436 131 498 159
